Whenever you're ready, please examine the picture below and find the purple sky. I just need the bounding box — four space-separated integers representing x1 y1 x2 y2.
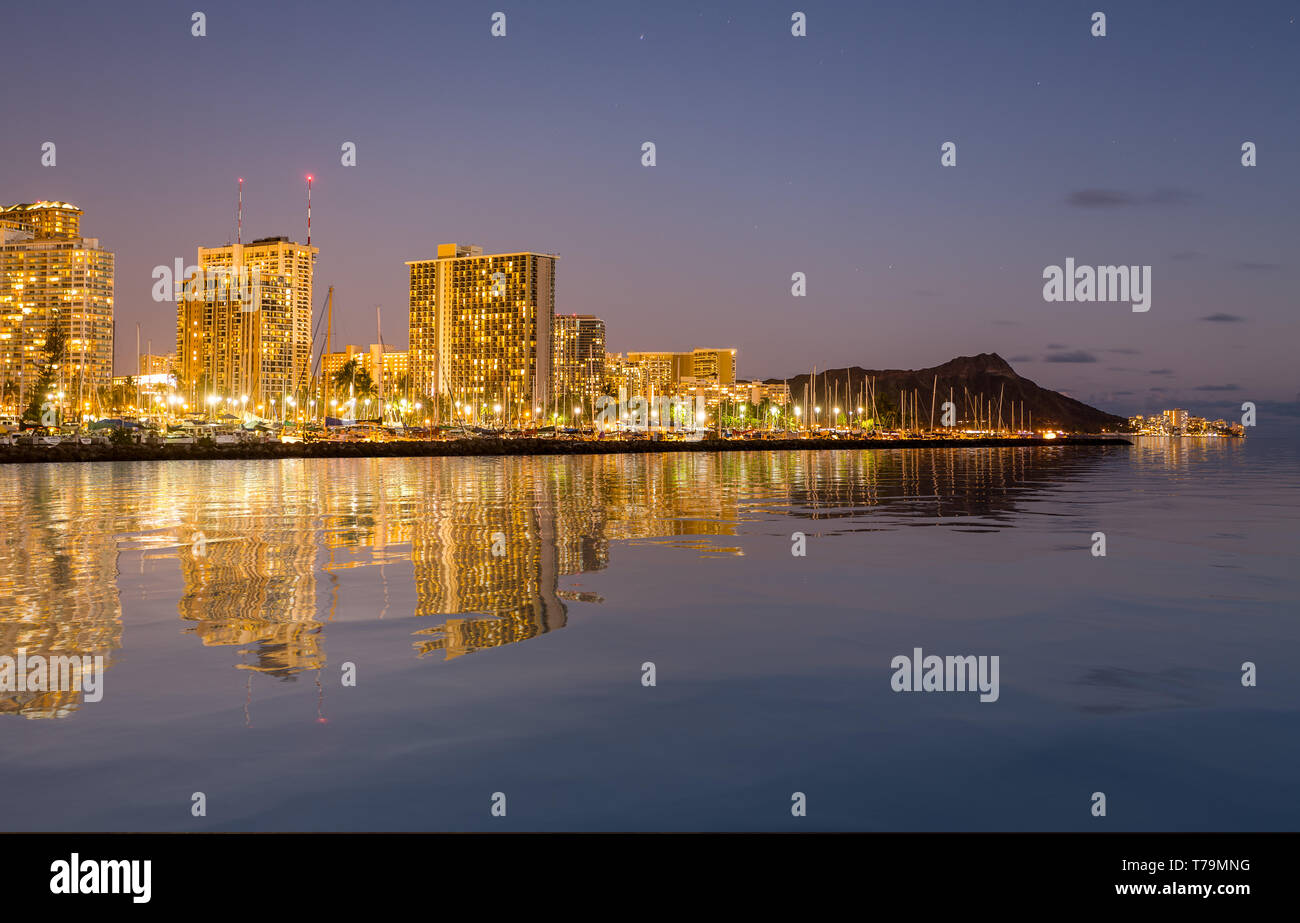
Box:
1 0 1295 418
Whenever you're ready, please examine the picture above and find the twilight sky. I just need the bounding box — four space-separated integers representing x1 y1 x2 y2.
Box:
1 0 1295 418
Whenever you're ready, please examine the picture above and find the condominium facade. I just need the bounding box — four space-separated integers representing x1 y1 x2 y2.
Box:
552 314 605 409
175 268 292 412
194 236 317 398
0 202 114 411
604 353 644 402
407 243 556 424
1162 408 1190 434
687 348 736 386
623 347 737 396
624 351 683 396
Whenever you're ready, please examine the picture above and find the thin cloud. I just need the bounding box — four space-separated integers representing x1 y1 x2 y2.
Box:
1193 384 1240 391
1044 350 1097 363
1148 369 1173 376
1068 189 1137 208
1200 313 1245 322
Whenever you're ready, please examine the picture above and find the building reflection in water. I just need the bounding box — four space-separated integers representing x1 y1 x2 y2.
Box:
0 466 122 719
0 445 1137 711
171 463 322 678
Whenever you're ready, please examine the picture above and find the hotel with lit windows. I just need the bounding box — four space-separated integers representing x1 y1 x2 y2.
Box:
176 236 316 414
0 202 114 415
552 314 606 413
407 244 556 425
176 268 293 414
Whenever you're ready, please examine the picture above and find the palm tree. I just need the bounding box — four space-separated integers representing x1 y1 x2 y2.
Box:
331 358 375 400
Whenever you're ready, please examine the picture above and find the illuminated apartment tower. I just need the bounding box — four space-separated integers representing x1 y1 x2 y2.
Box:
194 236 316 400
408 243 556 424
624 351 682 396
552 314 606 411
604 353 646 404
624 348 737 397
176 268 292 412
687 348 736 386
0 202 114 411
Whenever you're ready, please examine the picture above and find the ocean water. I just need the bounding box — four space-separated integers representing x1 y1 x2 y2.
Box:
0 437 1296 831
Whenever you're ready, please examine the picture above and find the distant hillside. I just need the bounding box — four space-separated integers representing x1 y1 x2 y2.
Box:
765 353 1126 432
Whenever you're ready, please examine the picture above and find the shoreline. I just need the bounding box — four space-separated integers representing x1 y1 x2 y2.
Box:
0 435 1131 465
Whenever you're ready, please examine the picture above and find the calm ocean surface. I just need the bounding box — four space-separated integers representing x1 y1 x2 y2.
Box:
1 437 1296 831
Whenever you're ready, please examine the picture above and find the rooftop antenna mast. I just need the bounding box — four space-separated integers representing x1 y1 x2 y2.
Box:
237 177 243 245
306 174 313 246
325 286 333 357
324 285 334 421
376 305 384 420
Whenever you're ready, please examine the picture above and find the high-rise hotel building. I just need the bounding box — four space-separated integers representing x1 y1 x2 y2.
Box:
177 236 316 409
176 269 291 410
407 243 556 424
552 314 606 410
0 202 114 409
